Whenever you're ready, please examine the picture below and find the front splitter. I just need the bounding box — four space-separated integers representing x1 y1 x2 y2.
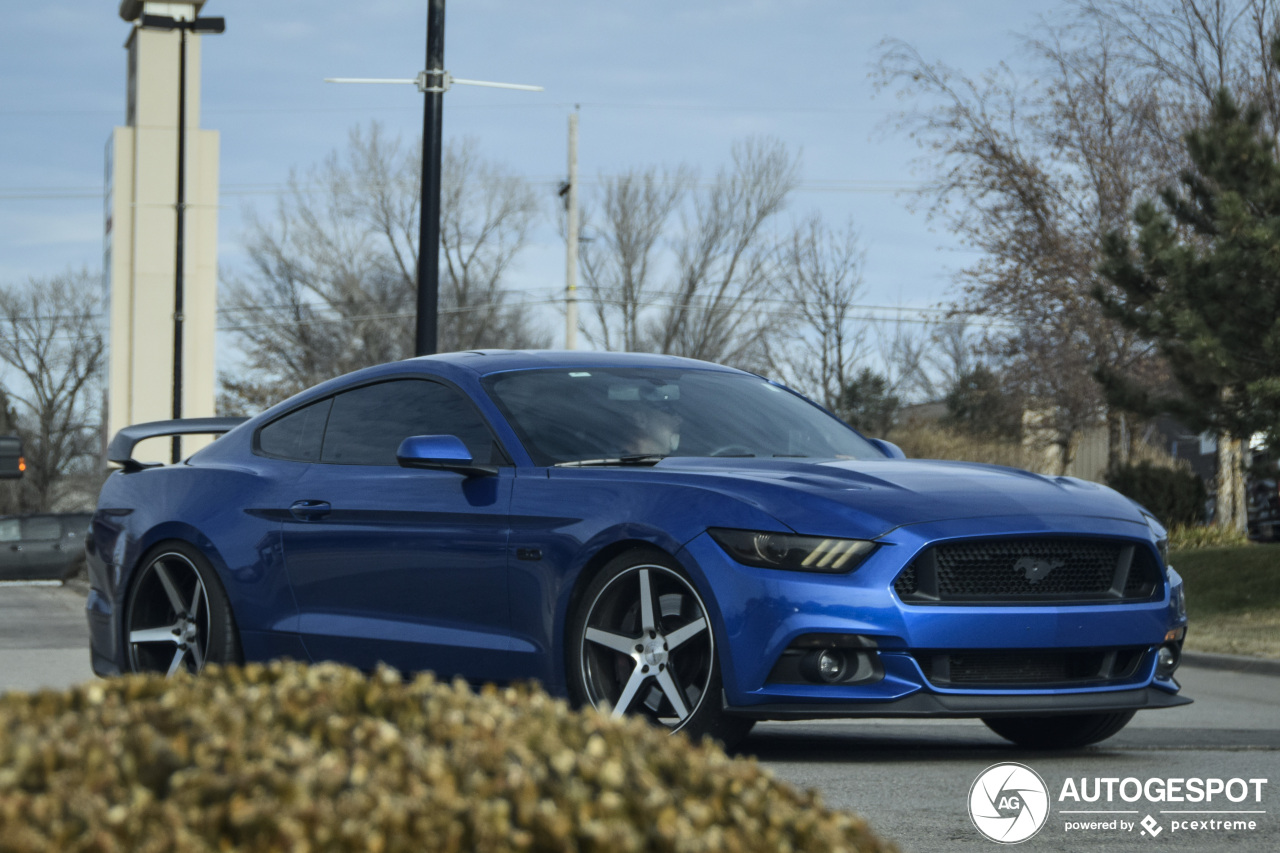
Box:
723 685 1192 721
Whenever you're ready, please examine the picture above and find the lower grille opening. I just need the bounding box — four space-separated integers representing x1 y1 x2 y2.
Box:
914 647 1148 687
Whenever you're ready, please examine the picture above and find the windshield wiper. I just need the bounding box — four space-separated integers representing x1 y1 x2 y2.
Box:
554 454 668 468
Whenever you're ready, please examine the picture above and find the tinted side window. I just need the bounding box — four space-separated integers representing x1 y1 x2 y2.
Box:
22 517 61 541
321 379 500 466
258 398 333 462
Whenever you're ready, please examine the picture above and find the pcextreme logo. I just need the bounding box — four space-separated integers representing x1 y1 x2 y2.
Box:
969 763 1051 844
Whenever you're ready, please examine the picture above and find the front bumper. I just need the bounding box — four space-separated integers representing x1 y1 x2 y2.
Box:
678 514 1190 714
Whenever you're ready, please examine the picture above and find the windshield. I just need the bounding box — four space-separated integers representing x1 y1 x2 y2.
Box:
482 367 882 467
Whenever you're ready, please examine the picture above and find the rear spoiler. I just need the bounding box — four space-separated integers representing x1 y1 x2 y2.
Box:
107 417 249 472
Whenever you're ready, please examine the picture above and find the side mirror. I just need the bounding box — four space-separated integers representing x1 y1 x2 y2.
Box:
396 435 497 477
869 438 906 460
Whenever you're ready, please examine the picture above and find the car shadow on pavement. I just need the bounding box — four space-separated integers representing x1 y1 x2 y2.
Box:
732 724 1280 763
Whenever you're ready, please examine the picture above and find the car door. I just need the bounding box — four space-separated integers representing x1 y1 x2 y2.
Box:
279 377 516 682
18 515 68 579
0 517 26 579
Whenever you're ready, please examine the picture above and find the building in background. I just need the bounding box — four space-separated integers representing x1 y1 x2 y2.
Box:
106 0 220 463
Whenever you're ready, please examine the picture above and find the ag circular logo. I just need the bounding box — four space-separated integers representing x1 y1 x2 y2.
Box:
969 762 1050 843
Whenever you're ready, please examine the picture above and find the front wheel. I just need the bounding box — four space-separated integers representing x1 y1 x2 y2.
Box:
982 711 1136 749
567 550 753 748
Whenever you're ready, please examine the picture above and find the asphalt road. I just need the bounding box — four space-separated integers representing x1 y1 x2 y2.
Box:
2 582 1275 852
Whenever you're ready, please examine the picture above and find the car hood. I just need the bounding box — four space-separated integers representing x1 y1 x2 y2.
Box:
649 457 1147 539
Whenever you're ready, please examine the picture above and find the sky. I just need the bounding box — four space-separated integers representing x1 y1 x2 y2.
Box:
0 0 1066 357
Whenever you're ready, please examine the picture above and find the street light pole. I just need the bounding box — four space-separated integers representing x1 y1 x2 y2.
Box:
324 2 540 358
417 0 445 357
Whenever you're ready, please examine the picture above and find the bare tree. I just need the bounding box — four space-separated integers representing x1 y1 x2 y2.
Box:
777 215 866 411
578 166 689 352
870 320 935 406
577 137 799 372
222 124 546 413
875 5 1197 472
0 270 104 512
922 318 982 399
438 142 545 352
878 1 1280 484
653 138 799 370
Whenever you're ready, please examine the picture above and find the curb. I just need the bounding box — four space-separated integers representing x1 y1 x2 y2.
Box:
1181 651 1280 677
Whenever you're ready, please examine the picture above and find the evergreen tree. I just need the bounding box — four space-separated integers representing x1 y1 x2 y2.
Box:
1096 52 1280 531
940 365 1024 440
837 369 900 436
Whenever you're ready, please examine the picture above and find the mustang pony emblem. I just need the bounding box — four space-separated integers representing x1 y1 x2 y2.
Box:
1014 556 1065 584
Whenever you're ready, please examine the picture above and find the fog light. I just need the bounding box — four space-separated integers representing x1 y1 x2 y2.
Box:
1156 643 1180 678
800 649 847 683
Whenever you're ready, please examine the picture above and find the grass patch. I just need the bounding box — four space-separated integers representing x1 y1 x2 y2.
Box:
1182 612 1280 659
1169 545 1280 616
1170 545 1280 658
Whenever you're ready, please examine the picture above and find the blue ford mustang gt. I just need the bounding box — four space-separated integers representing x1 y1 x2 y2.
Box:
86 350 1189 748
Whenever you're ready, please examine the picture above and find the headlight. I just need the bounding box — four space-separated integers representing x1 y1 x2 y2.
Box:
1170 583 1188 622
1141 512 1169 565
709 528 876 573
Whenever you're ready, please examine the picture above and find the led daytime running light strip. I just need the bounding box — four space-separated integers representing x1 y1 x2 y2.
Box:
800 538 867 570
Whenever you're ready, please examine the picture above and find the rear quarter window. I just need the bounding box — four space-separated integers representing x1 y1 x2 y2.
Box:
257 398 333 462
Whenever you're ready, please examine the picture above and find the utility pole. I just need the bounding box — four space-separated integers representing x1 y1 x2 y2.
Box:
325 2 541 357
565 107 580 350
417 0 445 357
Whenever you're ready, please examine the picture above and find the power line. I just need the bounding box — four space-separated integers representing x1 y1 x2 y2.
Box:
0 100 899 119
0 178 923 204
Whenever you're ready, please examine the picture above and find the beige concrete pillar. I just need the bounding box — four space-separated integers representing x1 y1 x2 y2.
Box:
107 0 219 464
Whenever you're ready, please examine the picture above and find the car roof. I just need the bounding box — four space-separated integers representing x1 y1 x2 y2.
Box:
409 349 748 377
231 350 759 434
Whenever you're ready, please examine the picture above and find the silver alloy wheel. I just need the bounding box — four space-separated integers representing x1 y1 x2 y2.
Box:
126 551 211 676
579 564 714 730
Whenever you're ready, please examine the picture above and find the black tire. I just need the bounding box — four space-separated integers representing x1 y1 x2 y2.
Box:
982 711 1136 749
567 549 754 749
125 541 242 676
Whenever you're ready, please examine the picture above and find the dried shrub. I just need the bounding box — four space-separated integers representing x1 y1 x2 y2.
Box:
1168 523 1253 551
0 661 895 853
887 423 1034 470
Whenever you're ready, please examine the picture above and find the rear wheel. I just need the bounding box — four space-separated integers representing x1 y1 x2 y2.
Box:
125 542 241 676
982 711 1136 749
567 550 753 748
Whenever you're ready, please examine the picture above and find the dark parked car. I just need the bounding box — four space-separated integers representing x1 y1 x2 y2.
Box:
0 512 93 581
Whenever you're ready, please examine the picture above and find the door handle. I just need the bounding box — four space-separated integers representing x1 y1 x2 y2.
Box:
289 500 331 521
8 544 20 552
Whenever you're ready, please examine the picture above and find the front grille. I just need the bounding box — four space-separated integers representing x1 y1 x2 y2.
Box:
914 647 1148 687
894 537 1161 605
